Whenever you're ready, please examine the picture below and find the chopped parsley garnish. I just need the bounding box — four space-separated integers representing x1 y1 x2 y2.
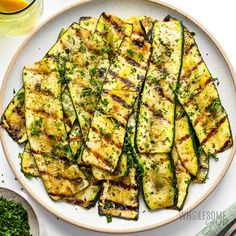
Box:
127 49 135 57
23 172 35 180
210 154 218 161
213 77 220 86
17 91 25 100
106 214 112 223
31 118 42 136
0 197 31 236
101 98 109 106
104 202 113 209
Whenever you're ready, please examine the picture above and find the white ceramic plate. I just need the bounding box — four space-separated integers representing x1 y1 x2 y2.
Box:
0 0 236 233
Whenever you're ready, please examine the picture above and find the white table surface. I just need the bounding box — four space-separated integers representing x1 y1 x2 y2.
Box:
0 1 235 235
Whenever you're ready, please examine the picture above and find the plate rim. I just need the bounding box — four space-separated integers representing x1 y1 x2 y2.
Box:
0 0 236 233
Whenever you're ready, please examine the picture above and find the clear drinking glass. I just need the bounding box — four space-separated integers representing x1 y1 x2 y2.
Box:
0 0 43 36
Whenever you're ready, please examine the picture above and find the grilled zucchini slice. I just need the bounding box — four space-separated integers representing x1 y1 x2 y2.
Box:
172 146 191 210
121 100 178 210
98 165 139 220
66 27 110 137
128 102 177 210
65 167 101 209
67 13 133 139
175 103 199 176
24 58 72 160
82 33 151 172
21 142 40 177
21 143 93 203
66 181 101 209
33 153 89 199
1 88 27 143
165 16 233 155
139 153 177 210
136 19 184 153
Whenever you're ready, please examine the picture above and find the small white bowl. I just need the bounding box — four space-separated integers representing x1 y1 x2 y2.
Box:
0 187 43 236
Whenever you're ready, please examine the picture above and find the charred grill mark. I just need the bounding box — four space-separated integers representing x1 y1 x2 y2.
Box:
184 43 194 55
109 180 138 191
63 114 73 129
193 113 211 127
218 138 233 153
132 39 145 48
4 125 25 143
182 77 213 105
143 102 171 124
124 56 146 70
30 108 60 120
102 13 125 35
102 199 138 211
181 59 203 81
79 16 92 21
87 147 114 169
155 87 173 103
125 56 140 68
40 171 83 182
110 94 132 109
194 78 213 97
65 197 99 209
91 126 122 149
98 67 107 77
178 134 190 143
200 116 227 145
109 69 138 91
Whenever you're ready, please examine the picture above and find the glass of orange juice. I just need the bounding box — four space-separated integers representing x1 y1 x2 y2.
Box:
0 0 43 36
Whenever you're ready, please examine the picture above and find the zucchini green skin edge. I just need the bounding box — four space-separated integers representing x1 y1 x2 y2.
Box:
172 146 191 210
166 16 233 155
82 33 151 172
135 19 184 154
175 103 199 176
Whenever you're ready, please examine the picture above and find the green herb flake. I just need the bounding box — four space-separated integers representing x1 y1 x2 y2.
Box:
104 202 113 209
23 172 34 180
106 214 112 223
210 154 218 161
0 197 31 236
127 49 135 57
101 98 109 106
